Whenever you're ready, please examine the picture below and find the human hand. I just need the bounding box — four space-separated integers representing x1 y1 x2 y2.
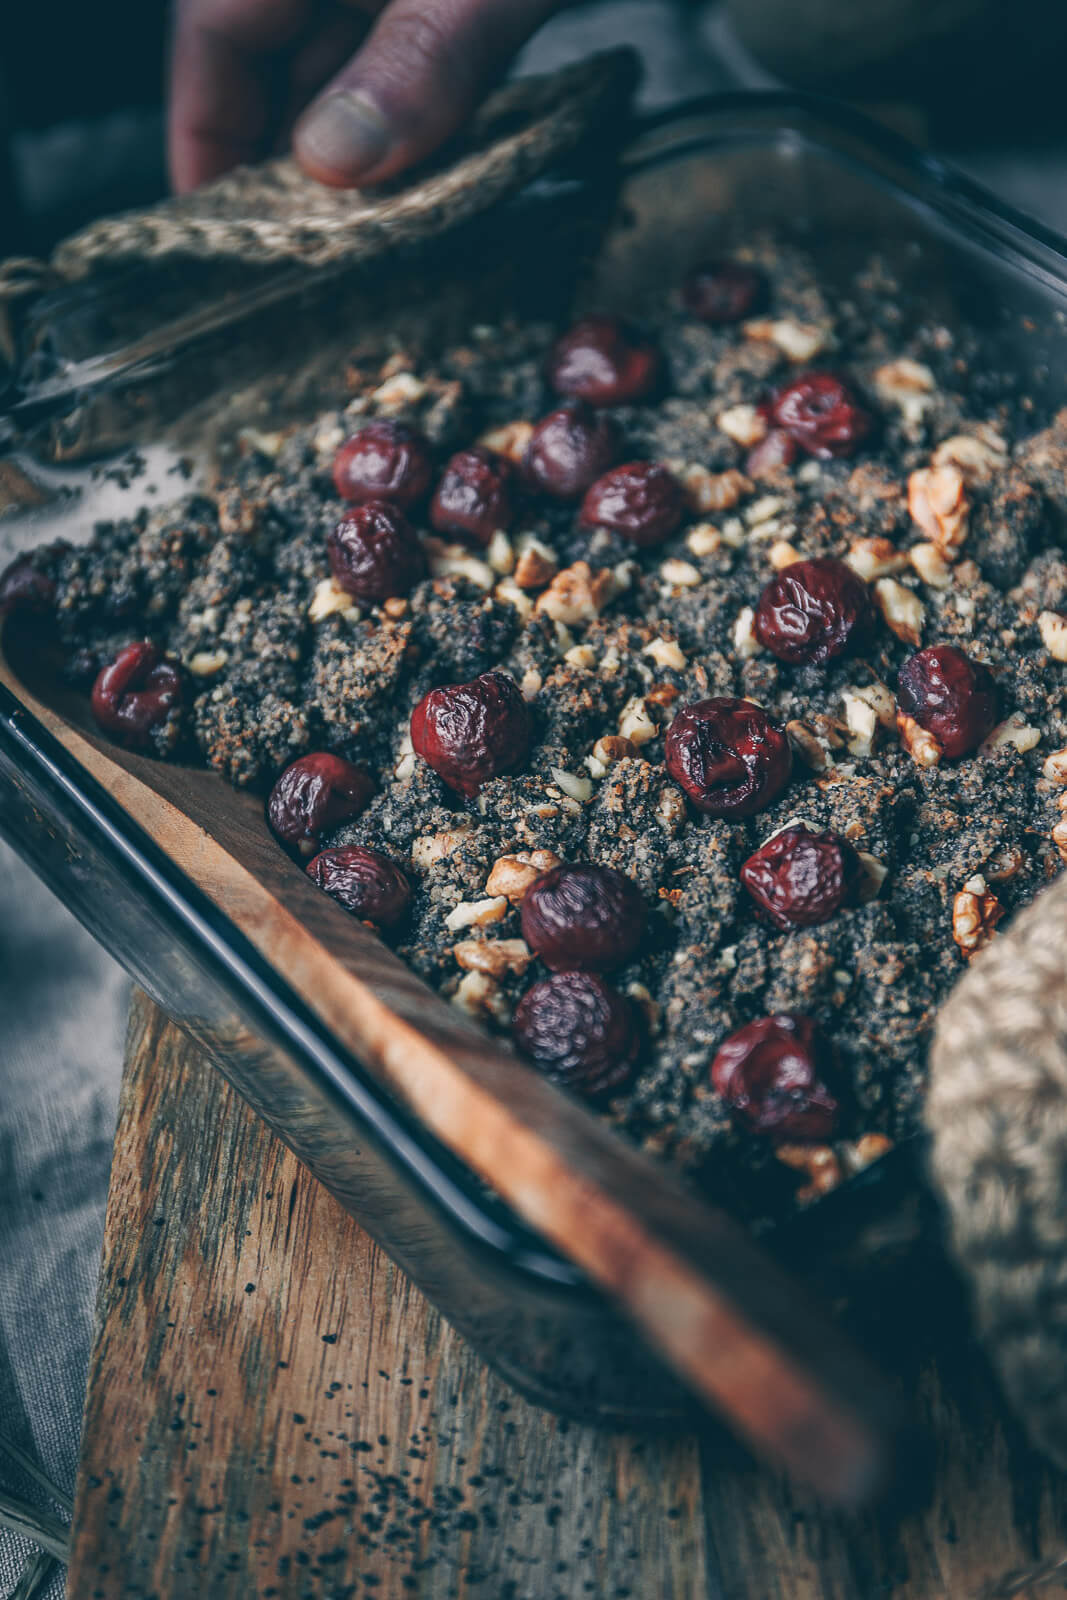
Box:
169 0 566 194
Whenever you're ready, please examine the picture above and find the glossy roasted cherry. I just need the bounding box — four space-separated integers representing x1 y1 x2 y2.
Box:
512 972 639 1099
410 670 530 798
331 420 433 509
0 554 57 617
665 697 791 818
754 557 876 665
90 641 187 753
327 501 425 603
579 462 685 547
267 752 375 851
430 447 514 548
682 260 765 325
769 372 873 459
521 862 645 973
306 846 412 928
547 315 660 408
712 1013 839 1141
745 428 797 479
741 825 863 931
523 403 621 501
897 645 997 759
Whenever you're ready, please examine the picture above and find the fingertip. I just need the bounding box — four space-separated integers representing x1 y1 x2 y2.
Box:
292 88 394 188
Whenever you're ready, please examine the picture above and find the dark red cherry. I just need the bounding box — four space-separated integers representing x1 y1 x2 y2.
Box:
430 447 514 548
521 862 645 973
579 462 685 547
327 501 425 603
331 420 433 509
512 972 639 1099
755 557 876 666
0 554 57 617
90 641 187 753
547 316 660 407
523 403 621 501
897 645 997 759
306 846 412 928
741 825 864 931
769 373 873 459
745 428 797 479
682 260 765 325
410 670 530 798
267 753 375 851
712 1013 839 1141
665 697 791 819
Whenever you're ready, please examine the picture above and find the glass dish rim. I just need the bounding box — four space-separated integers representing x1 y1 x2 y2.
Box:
3 88 1060 1294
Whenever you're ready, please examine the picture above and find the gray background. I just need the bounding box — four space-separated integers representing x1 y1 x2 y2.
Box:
2 2 1066 1591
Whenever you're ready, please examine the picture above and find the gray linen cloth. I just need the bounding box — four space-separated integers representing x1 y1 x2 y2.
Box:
1 3 1065 1593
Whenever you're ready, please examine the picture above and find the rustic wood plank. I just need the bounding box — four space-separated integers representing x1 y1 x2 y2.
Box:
69 995 1067 1600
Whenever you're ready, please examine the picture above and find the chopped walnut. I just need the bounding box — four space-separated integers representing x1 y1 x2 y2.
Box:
513 535 558 591
931 426 1008 485
768 539 803 571
745 317 828 362
309 577 357 622
656 786 687 834
952 876 1004 959
909 542 953 589
681 465 751 514
1042 747 1067 783
494 578 533 622
477 419 535 462
1053 818 1067 864
774 1143 843 1203
372 371 427 411
841 1133 894 1174
845 538 910 581
856 852 888 902
445 896 509 933
644 637 687 670
732 605 762 659
687 522 722 557
535 560 615 623
452 938 533 978
411 824 472 870
451 970 510 1024
425 538 493 590
786 719 831 772
898 711 943 767
550 766 594 803
1038 610 1067 662
659 558 702 588
187 649 229 678
841 692 879 759
980 713 1042 756
485 850 561 904
873 577 924 646
907 465 970 556
619 696 657 745
487 529 514 575
717 403 768 447
383 596 409 620
872 358 935 424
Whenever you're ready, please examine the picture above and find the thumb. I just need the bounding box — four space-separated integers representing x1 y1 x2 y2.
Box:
292 0 561 188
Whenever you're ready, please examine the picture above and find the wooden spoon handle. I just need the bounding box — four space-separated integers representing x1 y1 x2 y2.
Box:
2 645 909 1504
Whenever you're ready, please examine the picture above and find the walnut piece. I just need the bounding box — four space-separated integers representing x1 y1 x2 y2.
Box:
452 938 533 978
681 465 751 514
592 734 638 766
952 876 1004 959
897 710 943 767
716 403 768 447
732 605 761 659
445 896 509 933
931 426 1008 485
477 419 535 462
774 1143 843 1203
513 535 558 591
411 824 472 870
909 541 953 589
485 850 561 904
873 577 924 646
872 358 935 424
535 560 615 623
907 465 970 556
1042 747 1067 783
845 538 910 581
786 719 830 772
1038 610 1067 662
309 577 356 622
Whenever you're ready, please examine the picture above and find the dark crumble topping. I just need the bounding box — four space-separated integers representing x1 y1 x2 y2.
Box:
25 235 1067 1227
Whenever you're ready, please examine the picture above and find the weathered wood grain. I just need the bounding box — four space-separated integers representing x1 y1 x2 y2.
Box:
69 994 1067 1600
1 624 903 1500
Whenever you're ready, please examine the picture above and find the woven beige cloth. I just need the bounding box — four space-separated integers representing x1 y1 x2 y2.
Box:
928 870 1067 1466
45 49 638 278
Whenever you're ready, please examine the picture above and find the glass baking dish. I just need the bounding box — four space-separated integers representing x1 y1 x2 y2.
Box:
3 92 1064 1429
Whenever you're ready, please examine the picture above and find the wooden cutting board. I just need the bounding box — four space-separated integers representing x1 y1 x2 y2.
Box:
67 991 1067 1599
